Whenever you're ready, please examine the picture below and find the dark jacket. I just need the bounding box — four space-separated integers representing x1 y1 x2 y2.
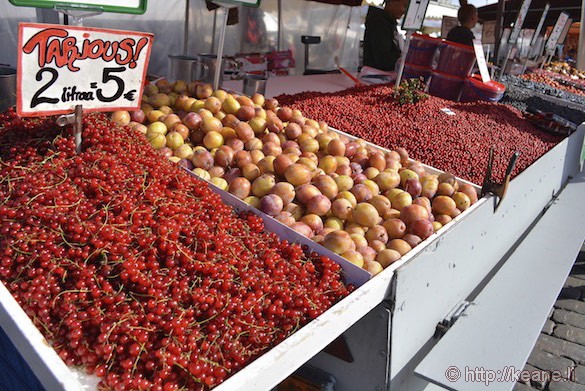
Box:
363 6 401 71
446 25 475 47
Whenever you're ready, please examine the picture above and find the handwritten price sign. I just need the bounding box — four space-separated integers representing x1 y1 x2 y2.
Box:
17 23 153 117
508 0 532 44
441 16 458 39
402 0 430 31
545 12 570 54
482 21 496 45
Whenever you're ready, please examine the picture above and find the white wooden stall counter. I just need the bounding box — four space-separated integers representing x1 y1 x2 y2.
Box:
2 73 585 391
222 72 361 98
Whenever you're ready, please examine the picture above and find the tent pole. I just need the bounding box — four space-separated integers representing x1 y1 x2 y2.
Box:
337 7 353 70
494 0 505 65
578 0 585 70
214 7 229 91
211 8 218 53
183 0 190 54
277 0 282 51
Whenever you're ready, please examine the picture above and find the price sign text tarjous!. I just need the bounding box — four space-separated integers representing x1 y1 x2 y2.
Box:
17 23 153 117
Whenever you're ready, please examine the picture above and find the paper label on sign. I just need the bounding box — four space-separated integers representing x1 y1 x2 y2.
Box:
402 0 430 31
17 23 153 117
473 40 490 83
481 21 496 45
546 12 570 52
558 17 572 45
441 16 458 39
441 108 455 116
509 0 532 44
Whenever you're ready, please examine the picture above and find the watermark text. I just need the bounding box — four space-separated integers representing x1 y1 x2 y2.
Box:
444 365 576 386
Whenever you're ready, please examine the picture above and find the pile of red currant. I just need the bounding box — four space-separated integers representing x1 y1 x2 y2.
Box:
0 108 352 390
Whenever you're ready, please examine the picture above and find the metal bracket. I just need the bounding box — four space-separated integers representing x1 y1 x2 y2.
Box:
56 105 83 153
481 147 520 211
433 301 473 339
53 4 103 26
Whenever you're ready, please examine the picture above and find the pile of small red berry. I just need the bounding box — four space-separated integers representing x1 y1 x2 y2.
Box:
0 108 352 390
276 84 563 185
524 69 585 95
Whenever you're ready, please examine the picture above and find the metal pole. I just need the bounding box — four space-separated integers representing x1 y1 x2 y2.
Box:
523 3 550 73
214 7 229 91
74 105 83 153
337 7 353 70
183 0 190 55
578 0 585 70
499 46 513 80
211 9 218 53
494 0 505 66
522 55 529 74
395 30 413 89
540 52 552 70
277 0 282 51
57 105 83 153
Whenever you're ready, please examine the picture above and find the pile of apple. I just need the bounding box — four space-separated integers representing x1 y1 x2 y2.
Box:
111 79 479 276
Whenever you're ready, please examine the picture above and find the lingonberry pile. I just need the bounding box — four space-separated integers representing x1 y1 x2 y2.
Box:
520 70 585 97
0 108 352 390
276 84 564 184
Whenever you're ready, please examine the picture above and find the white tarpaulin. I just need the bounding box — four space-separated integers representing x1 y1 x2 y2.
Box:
1 0 362 77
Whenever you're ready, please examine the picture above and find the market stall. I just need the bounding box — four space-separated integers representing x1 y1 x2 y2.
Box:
477 0 585 70
1 1 585 391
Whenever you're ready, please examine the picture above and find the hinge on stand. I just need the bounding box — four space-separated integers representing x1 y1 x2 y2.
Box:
434 301 474 339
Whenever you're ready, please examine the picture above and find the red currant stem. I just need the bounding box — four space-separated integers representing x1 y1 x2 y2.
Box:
51 289 90 308
130 343 146 375
103 313 134 342
8 243 33 256
45 197 82 209
40 172 68 190
31 314 54 339
105 349 118 370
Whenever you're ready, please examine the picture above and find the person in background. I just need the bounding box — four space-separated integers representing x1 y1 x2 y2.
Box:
363 0 409 72
565 48 577 63
446 0 478 47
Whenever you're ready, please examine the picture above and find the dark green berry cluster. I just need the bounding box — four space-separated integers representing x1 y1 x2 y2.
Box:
393 77 428 105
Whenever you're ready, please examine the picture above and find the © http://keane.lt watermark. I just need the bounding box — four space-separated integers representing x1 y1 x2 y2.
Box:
444 365 576 386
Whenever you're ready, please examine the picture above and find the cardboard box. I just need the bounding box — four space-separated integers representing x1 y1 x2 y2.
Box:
224 53 268 80
268 69 291 78
267 50 296 71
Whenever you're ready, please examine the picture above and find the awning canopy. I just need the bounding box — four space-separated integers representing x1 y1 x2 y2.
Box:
478 0 582 29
